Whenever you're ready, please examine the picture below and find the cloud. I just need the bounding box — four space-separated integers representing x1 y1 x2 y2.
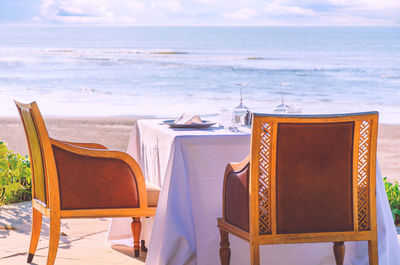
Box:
224 9 257 20
38 0 195 25
56 9 96 17
262 2 317 17
257 0 400 25
33 0 400 25
39 0 124 24
151 1 182 12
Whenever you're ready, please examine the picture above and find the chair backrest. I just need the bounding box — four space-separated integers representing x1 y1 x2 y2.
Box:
249 112 378 241
15 101 58 208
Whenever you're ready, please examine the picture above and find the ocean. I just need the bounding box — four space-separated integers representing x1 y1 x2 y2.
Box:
0 26 399 123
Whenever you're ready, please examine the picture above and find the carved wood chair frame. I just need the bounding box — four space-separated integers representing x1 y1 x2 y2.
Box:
218 112 379 265
15 101 157 265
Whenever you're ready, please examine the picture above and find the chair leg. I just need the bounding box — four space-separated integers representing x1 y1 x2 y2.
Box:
46 216 60 265
250 243 260 265
27 208 43 263
368 240 379 265
219 228 230 265
141 240 148 252
333 242 345 265
131 217 141 257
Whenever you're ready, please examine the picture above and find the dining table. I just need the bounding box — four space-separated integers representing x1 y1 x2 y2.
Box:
107 119 400 265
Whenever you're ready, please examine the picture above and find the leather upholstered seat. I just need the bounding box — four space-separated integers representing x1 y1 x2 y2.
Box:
15 101 158 265
218 112 380 265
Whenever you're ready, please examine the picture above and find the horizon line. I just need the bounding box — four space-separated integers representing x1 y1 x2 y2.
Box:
1 24 399 27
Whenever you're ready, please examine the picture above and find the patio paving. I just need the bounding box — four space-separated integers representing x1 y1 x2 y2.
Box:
0 201 145 264
1 201 400 264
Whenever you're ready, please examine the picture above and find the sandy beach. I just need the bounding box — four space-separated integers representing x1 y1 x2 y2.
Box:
0 117 138 154
0 117 399 182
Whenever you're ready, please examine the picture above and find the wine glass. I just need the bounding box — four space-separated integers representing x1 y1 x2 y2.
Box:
232 83 250 129
273 82 290 114
273 82 302 114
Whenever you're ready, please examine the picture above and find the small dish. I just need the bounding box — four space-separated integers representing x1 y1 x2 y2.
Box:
163 120 216 129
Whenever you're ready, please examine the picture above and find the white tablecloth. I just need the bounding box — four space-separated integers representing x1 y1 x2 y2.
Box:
108 119 400 265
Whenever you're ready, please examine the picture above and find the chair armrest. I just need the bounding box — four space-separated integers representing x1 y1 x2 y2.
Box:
223 154 250 232
50 138 148 210
56 139 108 149
224 154 250 173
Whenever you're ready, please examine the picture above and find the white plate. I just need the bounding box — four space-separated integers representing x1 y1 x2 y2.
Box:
163 120 216 129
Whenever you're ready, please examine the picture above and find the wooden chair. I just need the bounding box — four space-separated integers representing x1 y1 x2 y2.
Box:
218 112 379 265
15 101 160 265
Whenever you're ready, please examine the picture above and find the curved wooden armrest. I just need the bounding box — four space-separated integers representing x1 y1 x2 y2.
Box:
223 154 250 231
50 138 148 209
224 154 250 175
55 139 108 150
223 154 250 196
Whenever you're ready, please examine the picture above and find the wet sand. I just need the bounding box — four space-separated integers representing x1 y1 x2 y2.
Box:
0 117 399 182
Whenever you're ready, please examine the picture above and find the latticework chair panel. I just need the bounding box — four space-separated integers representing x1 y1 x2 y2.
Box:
15 101 158 265
218 112 379 265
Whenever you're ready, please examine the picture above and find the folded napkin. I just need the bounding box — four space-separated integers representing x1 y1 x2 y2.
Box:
174 113 203 125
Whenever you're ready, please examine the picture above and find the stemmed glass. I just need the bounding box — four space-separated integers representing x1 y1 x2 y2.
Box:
232 83 250 129
273 82 290 114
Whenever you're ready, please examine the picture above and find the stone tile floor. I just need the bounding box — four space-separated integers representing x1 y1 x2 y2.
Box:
1 201 400 264
0 201 145 264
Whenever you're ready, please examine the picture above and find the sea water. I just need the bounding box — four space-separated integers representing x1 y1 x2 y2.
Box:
0 26 399 123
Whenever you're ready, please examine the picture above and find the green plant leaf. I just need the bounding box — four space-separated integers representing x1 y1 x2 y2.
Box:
383 178 400 225
0 159 8 169
0 144 7 157
0 140 31 205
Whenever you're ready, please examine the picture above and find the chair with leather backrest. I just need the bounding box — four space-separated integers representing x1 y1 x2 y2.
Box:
218 112 379 265
15 101 160 265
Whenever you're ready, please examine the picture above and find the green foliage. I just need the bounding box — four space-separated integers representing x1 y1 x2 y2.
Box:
0 141 31 205
383 177 400 225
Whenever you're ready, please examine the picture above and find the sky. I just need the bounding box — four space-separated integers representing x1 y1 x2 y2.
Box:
0 0 399 26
